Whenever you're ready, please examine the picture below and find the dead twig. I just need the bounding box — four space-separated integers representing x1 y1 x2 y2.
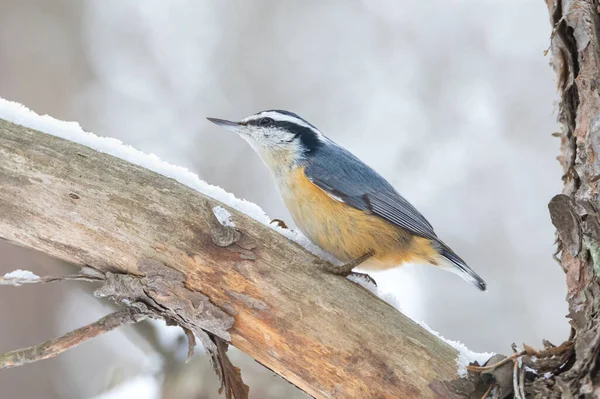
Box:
0 267 105 287
468 339 574 376
513 357 526 399
467 350 527 373
518 357 526 399
480 383 494 399
0 274 103 286
183 327 196 362
0 307 145 369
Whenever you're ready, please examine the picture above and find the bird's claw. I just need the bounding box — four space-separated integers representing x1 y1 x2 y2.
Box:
346 272 377 287
270 219 288 229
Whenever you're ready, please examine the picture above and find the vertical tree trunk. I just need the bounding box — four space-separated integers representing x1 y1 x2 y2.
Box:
540 0 600 397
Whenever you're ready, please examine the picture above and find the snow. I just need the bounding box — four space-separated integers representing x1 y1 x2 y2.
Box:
212 205 235 227
91 375 159 399
3 269 40 280
347 274 403 310
418 321 494 377
0 97 332 261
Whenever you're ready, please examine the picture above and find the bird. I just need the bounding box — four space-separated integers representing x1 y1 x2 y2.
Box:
207 110 486 291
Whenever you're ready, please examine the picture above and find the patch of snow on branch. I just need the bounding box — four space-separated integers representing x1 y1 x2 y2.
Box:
418 321 494 377
212 205 235 227
3 269 40 280
346 274 403 310
0 97 331 258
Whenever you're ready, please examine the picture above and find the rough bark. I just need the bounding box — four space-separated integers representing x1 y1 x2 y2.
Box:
0 118 482 398
539 0 600 397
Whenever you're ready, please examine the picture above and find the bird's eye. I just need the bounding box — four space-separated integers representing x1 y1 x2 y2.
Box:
258 117 274 126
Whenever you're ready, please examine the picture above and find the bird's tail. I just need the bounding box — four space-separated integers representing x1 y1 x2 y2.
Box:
437 243 487 291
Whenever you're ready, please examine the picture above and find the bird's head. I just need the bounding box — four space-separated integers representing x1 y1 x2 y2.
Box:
207 110 325 168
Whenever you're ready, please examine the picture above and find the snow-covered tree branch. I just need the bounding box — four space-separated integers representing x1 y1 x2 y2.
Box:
0 102 491 398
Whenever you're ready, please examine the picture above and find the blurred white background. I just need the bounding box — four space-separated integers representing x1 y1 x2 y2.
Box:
0 1 567 398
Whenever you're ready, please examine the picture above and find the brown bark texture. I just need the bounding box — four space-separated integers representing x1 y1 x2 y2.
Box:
540 0 600 397
0 118 483 398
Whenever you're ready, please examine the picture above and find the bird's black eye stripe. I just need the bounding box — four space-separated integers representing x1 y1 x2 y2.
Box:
258 117 274 126
244 113 323 153
272 121 322 153
245 117 274 126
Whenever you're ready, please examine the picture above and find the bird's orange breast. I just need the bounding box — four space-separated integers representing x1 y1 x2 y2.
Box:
280 167 439 270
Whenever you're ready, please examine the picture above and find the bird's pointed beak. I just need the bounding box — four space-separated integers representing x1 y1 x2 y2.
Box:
206 117 244 133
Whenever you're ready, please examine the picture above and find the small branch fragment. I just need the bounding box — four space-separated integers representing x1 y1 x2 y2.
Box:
214 336 250 399
512 358 525 399
191 331 249 399
518 359 525 399
467 350 526 373
471 354 514 398
0 307 145 369
0 272 104 287
183 327 196 362
480 383 493 399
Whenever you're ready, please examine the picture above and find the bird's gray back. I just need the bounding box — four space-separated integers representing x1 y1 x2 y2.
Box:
304 142 438 241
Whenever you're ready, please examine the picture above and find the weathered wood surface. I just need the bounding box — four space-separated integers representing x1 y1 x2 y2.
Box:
0 118 472 398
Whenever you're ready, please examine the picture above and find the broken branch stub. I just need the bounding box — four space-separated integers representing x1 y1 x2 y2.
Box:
93 258 249 397
94 258 234 342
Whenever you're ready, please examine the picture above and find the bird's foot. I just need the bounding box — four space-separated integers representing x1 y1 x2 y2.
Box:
317 251 376 286
346 272 377 287
322 251 374 275
270 219 288 229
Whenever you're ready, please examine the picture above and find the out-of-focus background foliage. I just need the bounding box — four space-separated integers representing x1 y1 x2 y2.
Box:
0 1 566 398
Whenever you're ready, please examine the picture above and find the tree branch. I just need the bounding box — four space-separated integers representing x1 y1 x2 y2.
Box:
0 308 146 369
0 117 485 398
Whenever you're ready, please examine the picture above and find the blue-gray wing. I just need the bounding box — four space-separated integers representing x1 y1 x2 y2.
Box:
304 144 438 241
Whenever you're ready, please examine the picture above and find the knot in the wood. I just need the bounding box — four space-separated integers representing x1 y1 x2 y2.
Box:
202 200 241 247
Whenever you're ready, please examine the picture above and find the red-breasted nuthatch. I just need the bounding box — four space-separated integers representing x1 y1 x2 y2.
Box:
208 110 486 291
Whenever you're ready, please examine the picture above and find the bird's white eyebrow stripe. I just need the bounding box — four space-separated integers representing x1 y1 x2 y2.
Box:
243 111 320 133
